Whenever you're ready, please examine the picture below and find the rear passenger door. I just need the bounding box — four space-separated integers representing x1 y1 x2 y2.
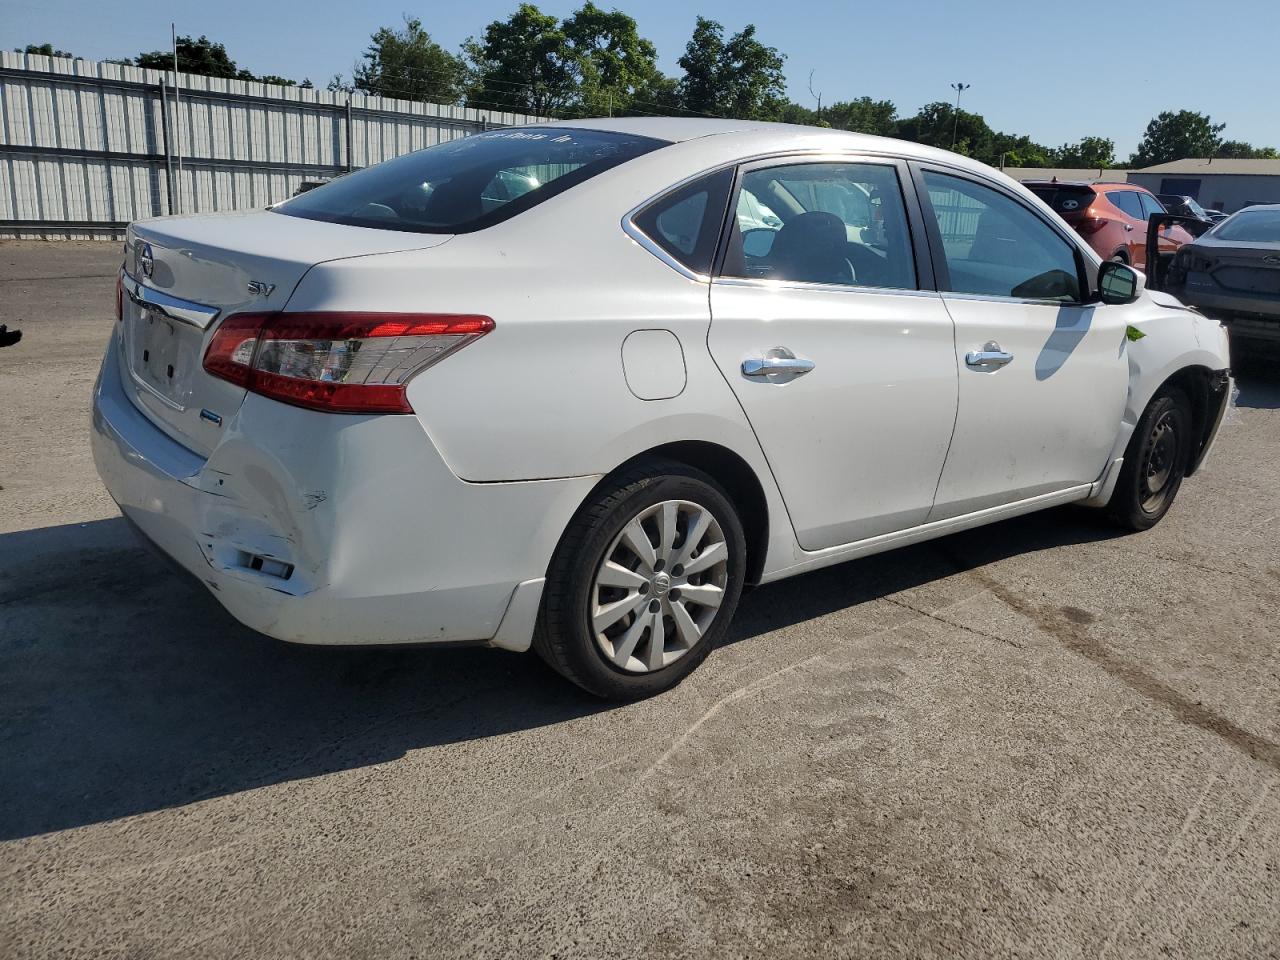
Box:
708 157 959 550
914 166 1128 519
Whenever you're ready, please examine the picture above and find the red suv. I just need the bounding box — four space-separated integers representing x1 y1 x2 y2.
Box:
1022 180 1194 269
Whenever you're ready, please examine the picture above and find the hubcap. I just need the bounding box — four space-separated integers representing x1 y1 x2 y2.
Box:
1140 410 1178 512
590 499 729 674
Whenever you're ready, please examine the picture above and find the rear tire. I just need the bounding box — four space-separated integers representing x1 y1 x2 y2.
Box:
1106 386 1192 531
534 460 746 700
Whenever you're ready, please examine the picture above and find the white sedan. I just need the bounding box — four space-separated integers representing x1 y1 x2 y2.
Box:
92 119 1232 699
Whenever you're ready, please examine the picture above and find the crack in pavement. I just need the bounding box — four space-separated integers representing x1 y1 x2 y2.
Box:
880 594 1025 649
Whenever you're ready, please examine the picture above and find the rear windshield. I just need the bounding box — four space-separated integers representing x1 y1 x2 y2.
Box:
1025 184 1094 216
275 127 667 234
1213 208 1280 243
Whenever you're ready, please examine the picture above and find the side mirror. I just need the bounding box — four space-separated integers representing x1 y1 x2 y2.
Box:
742 228 777 258
1097 260 1142 305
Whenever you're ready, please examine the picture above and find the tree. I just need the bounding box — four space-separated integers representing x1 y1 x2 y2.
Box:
21 43 74 58
354 17 465 103
824 97 897 136
895 101 993 157
465 4 577 116
134 34 296 84
1050 136 1116 168
675 17 786 120
1216 140 1279 159
136 35 240 78
992 132 1053 168
562 3 663 117
1130 110 1225 166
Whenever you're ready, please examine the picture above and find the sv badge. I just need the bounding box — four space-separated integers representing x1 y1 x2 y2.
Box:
247 280 276 297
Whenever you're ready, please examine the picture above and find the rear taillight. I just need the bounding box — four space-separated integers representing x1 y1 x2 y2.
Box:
202 312 493 414
1075 216 1109 236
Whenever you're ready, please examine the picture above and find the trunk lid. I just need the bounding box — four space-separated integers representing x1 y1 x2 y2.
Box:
1194 240 1280 295
119 211 451 457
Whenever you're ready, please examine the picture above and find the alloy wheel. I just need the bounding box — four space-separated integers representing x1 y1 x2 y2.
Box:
590 499 729 673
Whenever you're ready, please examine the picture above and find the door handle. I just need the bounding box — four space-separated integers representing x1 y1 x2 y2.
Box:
742 348 815 379
1124 224 1134 232
965 341 1014 369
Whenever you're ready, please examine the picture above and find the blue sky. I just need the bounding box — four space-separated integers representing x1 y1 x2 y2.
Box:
6 0 1277 158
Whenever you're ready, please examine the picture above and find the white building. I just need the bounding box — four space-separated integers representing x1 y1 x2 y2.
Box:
1126 159 1280 213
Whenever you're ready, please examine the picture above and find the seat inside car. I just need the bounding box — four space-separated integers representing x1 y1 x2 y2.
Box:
769 211 856 285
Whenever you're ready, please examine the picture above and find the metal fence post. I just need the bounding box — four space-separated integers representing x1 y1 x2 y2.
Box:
345 99 353 173
158 78 175 215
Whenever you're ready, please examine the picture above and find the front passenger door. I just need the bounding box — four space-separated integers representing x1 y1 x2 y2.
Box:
916 168 1129 520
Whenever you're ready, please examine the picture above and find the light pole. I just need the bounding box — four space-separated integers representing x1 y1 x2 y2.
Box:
950 82 970 150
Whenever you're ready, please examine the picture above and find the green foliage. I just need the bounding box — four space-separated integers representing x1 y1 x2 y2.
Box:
354 17 465 103
825 98 897 136
562 3 662 116
895 102 992 156
676 17 786 120
1049 136 1116 168
136 35 241 78
1216 140 1279 159
1130 110 1225 166
134 35 297 85
21 43 75 58
465 4 577 116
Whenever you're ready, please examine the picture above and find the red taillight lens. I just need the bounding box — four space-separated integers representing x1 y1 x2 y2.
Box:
115 272 124 322
202 312 493 414
1075 216 1109 236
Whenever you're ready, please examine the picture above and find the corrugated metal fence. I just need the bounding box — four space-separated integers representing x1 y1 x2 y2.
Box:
0 52 544 239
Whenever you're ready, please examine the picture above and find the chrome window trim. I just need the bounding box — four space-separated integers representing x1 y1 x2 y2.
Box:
122 271 221 329
620 145 1104 287
620 216 709 282
935 290 1092 308
710 275 940 300
621 149 917 284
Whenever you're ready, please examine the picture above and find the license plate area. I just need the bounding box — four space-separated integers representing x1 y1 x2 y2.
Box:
125 305 206 409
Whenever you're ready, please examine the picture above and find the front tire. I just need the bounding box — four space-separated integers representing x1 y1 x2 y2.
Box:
1107 386 1193 531
534 460 746 700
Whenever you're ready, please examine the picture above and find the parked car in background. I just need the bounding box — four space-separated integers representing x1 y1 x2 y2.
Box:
1170 203 1280 344
1157 194 1215 223
93 120 1232 700
1022 180 1195 269
1203 207 1230 224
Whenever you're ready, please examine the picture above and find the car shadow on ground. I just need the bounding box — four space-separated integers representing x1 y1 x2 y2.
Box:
0 505 1127 841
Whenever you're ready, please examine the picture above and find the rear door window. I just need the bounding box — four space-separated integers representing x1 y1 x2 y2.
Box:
719 161 917 290
1107 191 1145 220
277 128 666 234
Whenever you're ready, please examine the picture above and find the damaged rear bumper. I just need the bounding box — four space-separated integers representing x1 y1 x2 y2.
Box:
90 336 596 649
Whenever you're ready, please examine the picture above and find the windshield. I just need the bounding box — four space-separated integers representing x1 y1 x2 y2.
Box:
275 128 667 234
1213 208 1280 243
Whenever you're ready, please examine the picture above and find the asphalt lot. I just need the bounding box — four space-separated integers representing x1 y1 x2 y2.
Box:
2 240 1279 960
